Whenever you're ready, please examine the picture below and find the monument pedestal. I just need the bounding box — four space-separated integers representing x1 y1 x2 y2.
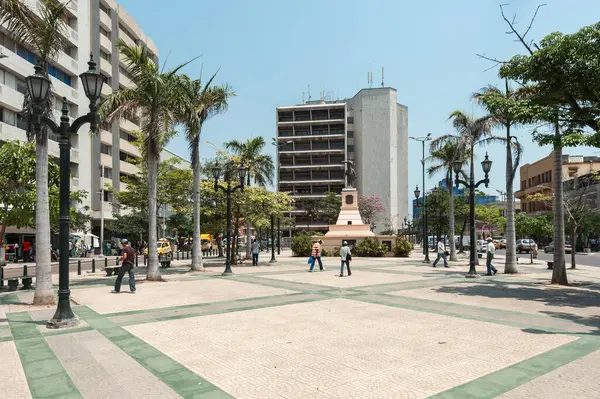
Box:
320 188 374 250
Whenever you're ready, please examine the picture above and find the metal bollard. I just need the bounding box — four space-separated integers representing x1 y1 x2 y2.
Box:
78 260 81 275
104 257 108 269
135 254 138 267
92 258 96 273
177 251 179 261
144 255 147 266
23 265 27 277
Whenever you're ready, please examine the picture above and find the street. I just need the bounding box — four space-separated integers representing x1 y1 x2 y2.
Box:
494 248 600 268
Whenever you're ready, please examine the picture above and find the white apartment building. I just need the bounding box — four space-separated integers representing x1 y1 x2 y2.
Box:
0 0 188 243
276 87 408 234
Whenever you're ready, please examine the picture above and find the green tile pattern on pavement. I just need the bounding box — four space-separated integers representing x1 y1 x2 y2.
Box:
7 311 82 399
75 305 234 399
429 338 600 399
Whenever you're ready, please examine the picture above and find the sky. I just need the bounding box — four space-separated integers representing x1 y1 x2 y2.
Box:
118 0 600 212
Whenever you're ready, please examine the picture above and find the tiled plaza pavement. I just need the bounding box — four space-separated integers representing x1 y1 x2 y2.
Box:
1 253 599 398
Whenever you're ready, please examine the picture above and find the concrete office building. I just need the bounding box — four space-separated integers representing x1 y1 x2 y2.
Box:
0 0 187 242
276 87 408 234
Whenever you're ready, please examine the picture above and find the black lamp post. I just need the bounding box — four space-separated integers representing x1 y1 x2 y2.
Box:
277 217 281 255
212 163 247 276
26 55 105 329
414 184 430 262
269 212 276 263
454 150 492 278
410 134 432 263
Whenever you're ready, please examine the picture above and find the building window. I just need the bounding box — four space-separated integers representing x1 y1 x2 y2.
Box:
16 46 73 86
100 50 110 62
100 27 110 38
100 143 112 155
102 166 112 180
347 145 354 153
347 116 354 124
103 190 112 202
347 130 354 138
99 2 111 14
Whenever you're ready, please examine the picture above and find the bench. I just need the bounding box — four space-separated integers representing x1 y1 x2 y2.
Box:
103 257 122 276
1 265 35 290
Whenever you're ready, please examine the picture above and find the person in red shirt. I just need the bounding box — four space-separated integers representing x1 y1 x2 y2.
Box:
23 241 31 262
309 239 324 272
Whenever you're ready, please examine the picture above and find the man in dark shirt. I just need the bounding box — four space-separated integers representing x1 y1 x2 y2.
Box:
112 239 136 293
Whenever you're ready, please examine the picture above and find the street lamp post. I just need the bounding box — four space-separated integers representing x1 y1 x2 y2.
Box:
270 213 276 263
410 134 432 263
212 163 247 276
26 55 105 329
454 150 493 278
414 185 430 263
277 217 281 255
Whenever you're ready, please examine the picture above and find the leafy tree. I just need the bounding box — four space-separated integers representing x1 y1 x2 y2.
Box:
475 205 506 238
358 195 386 231
177 73 233 270
105 211 149 241
100 42 193 280
0 0 70 305
473 82 530 273
515 212 553 242
167 212 193 238
322 192 341 225
527 173 600 269
113 157 193 219
291 232 313 257
303 198 323 231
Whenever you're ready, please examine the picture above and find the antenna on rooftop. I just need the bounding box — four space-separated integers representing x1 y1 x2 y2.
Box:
368 62 373 88
381 66 385 87
308 85 311 101
302 91 305 104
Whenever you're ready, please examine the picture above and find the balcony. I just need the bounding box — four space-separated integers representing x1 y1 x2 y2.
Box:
100 129 112 145
120 160 138 175
100 57 112 77
100 34 113 54
0 122 27 142
71 148 79 164
119 117 138 133
119 30 136 48
101 83 112 98
120 138 141 157
55 50 78 76
100 9 112 30
100 153 112 166
280 148 344 155
0 84 24 112
119 72 134 89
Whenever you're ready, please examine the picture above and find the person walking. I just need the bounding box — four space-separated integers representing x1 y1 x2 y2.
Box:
112 239 136 293
23 240 30 262
432 238 449 268
309 239 325 272
532 241 538 259
485 237 498 276
339 241 352 277
251 239 260 266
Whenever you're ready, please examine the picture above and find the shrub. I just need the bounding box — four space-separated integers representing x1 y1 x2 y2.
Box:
353 238 387 257
321 247 328 257
394 237 414 257
291 233 312 257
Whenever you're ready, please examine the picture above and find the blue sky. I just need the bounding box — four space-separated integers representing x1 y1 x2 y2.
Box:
119 0 600 210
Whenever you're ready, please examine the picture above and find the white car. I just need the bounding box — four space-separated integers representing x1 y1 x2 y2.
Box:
476 240 487 253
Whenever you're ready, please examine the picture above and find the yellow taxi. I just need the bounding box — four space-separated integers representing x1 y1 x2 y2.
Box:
145 239 172 258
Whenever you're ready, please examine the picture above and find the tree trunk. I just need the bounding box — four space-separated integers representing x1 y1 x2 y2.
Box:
458 218 467 254
448 171 457 261
0 223 6 266
504 124 518 274
146 147 160 280
190 141 203 271
217 239 224 257
246 221 251 259
552 124 568 285
33 140 55 305
570 227 577 269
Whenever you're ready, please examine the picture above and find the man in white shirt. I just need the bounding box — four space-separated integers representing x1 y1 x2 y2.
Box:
485 237 498 276
433 238 448 268
339 241 352 277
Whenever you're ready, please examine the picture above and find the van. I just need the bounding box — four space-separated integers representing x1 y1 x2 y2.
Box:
200 234 214 251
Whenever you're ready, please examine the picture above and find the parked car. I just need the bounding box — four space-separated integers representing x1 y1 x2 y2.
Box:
544 242 573 254
476 240 487 253
516 239 535 254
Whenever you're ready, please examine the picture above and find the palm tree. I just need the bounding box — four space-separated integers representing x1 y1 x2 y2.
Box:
473 81 525 274
224 137 274 258
426 138 467 262
448 110 501 266
177 73 233 271
0 0 70 305
100 42 192 280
